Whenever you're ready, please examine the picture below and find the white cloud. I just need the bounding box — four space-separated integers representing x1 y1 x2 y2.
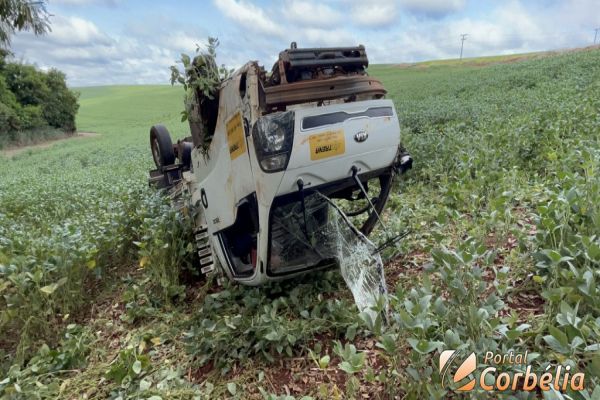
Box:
12 15 189 86
372 0 593 63
163 32 208 55
51 0 120 6
284 1 342 27
350 1 398 27
212 0 283 37
45 15 112 46
441 2 548 57
400 0 466 17
8 1 600 86
300 27 356 47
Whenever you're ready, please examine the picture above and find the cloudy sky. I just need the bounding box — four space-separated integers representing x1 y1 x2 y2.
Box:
10 0 600 87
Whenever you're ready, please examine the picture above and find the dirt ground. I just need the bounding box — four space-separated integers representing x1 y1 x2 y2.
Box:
1 132 98 158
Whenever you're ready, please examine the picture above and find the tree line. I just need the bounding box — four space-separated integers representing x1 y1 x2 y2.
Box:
0 56 79 136
0 1 79 145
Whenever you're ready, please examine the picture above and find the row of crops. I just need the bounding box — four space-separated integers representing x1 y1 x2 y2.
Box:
0 50 599 398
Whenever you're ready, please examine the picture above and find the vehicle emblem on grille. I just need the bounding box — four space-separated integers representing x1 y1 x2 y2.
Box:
354 130 368 142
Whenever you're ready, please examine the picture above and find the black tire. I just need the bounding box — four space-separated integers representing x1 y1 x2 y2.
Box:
150 125 175 167
178 142 194 169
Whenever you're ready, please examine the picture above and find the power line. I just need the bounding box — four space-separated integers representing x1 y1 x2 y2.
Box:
459 33 468 59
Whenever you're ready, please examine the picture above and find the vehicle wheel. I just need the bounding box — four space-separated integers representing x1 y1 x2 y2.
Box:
150 125 175 167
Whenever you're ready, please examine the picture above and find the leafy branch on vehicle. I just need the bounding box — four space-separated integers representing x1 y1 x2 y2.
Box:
170 37 232 155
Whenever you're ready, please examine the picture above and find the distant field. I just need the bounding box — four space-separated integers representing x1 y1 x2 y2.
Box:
77 84 188 142
1 48 600 399
380 46 599 69
390 51 544 68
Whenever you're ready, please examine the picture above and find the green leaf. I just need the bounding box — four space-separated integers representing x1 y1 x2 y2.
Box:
549 326 569 347
264 331 279 341
318 355 330 369
544 250 562 264
106 363 128 383
584 343 600 352
139 379 151 391
0 279 10 293
407 338 443 354
227 382 237 395
132 360 142 375
543 326 570 353
181 54 191 67
376 334 397 354
541 388 565 400
589 387 600 400
351 352 366 369
40 283 58 294
339 361 356 374
39 277 68 295
345 324 357 341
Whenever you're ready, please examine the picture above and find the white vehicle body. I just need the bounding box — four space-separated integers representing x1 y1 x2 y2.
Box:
149 45 411 285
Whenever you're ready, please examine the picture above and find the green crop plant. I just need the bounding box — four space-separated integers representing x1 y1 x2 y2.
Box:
1 49 600 399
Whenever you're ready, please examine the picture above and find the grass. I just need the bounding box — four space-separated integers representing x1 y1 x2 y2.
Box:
1 48 600 399
0 127 69 150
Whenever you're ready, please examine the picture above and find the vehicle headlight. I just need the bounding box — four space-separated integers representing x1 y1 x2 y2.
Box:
252 111 295 172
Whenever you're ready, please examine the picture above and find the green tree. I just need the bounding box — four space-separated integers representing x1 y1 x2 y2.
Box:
3 62 49 105
43 68 79 131
0 74 20 133
0 62 79 138
0 0 50 48
0 47 8 69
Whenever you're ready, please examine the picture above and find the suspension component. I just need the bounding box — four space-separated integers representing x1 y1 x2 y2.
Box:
394 147 413 174
351 166 388 231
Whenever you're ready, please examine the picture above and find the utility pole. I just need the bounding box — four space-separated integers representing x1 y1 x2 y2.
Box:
459 34 468 59
595 28 599 45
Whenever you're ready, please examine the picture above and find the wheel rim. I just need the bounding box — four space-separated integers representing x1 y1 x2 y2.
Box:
151 138 162 166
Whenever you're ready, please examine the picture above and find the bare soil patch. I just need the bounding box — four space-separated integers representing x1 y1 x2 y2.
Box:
1 131 99 158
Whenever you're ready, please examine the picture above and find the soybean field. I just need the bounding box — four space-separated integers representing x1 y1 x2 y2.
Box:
1 49 600 399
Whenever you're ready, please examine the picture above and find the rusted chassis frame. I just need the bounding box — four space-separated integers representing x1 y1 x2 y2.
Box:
263 75 386 110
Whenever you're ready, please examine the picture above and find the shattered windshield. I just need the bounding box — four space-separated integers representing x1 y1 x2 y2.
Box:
269 193 332 274
269 192 387 321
